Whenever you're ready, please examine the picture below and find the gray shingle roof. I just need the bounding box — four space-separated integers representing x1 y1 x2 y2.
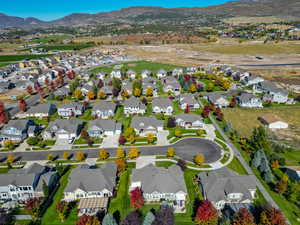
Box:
174 113 202 123
124 97 146 109
132 164 186 194
57 102 84 110
2 120 29 131
27 103 56 114
92 102 116 112
152 97 173 108
46 118 83 133
64 162 117 193
131 116 163 130
179 93 198 105
88 119 121 132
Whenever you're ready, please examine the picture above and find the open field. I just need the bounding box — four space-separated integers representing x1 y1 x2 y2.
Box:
21 43 95 52
90 60 181 74
223 106 300 137
0 54 52 63
32 35 73 43
223 16 292 25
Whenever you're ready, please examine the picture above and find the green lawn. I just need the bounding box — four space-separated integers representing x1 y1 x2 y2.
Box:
156 161 176 168
90 61 181 74
0 62 10 68
0 54 52 62
32 44 94 51
41 168 78 225
279 150 300 166
33 35 73 43
227 157 248 175
0 168 10 173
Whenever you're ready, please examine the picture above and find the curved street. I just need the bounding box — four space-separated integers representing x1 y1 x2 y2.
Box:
0 138 222 164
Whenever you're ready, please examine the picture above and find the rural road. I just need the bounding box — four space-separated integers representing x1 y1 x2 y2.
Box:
0 138 222 164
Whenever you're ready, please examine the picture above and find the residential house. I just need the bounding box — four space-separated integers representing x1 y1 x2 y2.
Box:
92 102 117 119
123 97 146 116
198 167 257 210
63 163 117 201
17 103 57 119
254 81 288 103
110 70 122 79
53 87 70 98
174 114 204 129
141 70 151 79
88 119 121 137
130 164 187 213
206 93 229 108
126 70 136 79
0 163 58 202
57 102 85 117
285 166 300 182
0 120 35 143
242 75 264 86
157 69 167 79
152 97 173 115
162 77 181 95
186 67 198 74
258 114 288 129
0 81 14 92
172 68 184 76
43 118 83 140
237 93 263 108
131 116 163 136
178 93 200 110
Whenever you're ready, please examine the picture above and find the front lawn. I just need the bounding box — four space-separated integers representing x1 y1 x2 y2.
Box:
226 157 248 175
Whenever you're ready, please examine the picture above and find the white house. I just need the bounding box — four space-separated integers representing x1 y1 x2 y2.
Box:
258 114 288 129
237 93 263 108
174 114 204 129
123 96 146 116
131 116 164 136
110 70 122 79
152 97 173 115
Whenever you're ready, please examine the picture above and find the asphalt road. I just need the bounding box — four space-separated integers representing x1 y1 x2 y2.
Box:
0 138 222 164
238 63 300 67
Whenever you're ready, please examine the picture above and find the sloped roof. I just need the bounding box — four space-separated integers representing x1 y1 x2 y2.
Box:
131 116 163 130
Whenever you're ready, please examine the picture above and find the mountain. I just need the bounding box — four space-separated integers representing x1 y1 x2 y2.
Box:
0 0 299 28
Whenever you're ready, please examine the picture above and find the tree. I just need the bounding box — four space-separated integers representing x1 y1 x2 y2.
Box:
130 187 144 210
133 88 142 97
271 160 280 169
87 91 95 100
74 89 83 100
63 152 69 160
121 90 130 99
143 211 155 225
42 179 49 198
259 207 286 225
76 152 85 161
98 91 106 99
77 215 100 225
116 147 126 158
206 82 215 92
116 159 127 173
152 205 174 225
99 149 109 160
27 85 34 95
6 154 14 164
146 133 155 144
124 128 136 138
56 201 69 222
122 211 141 225
102 214 118 225
24 198 42 220
264 170 274 183
27 137 39 146
177 159 187 171
195 200 218 225
47 153 54 161
119 136 127 145
194 154 205 165
166 147 175 157
167 117 176 128
232 208 256 225
3 140 14 150
0 102 9 124
174 129 182 138
229 98 237 108
0 209 13 225
145 88 153 97
97 79 104 89
275 179 287 194
222 81 231 90
190 84 197 93
128 147 139 159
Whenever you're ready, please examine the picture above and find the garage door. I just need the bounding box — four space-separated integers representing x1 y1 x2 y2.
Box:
58 134 69 139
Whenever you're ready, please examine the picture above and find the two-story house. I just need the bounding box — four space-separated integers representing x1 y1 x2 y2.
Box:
162 77 181 95
88 119 121 137
57 102 85 117
0 120 35 143
123 97 146 116
152 97 173 115
131 116 163 137
237 93 263 108
178 93 200 110
198 168 257 210
157 69 167 79
206 93 229 108
174 114 204 129
130 164 187 213
17 103 57 119
92 102 117 119
254 81 288 104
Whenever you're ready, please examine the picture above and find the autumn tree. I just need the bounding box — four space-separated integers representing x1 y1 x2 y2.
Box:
232 208 256 225
98 91 106 99
6 154 14 164
121 90 130 99
130 187 144 210
195 200 218 225
26 85 34 95
259 207 286 225
152 205 174 225
275 179 287 194
63 152 69 160
116 147 126 159
87 91 95 100
177 159 187 171
194 154 205 165
74 89 83 100
133 88 142 97
0 102 9 124
99 149 109 160
174 129 182 138
122 211 142 225
19 99 27 112
3 140 14 150
76 215 100 225
76 152 85 161
146 133 155 144
24 198 42 220
166 147 175 157
145 88 153 97
47 153 54 161
190 83 197 93
116 159 127 173
229 98 237 108
128 147 139 159
119 136 127 145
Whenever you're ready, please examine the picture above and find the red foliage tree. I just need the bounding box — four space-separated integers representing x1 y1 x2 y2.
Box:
260 207 286 225
195 200 218 225
185 104 190 113
67 71 75 80
130 187 144 210
119 136 126 145
0 102 4 112
19 99 27 112
229 98 237 108
0 102 9 124
24 198 42 219
217 112 224 121
34 82 41 92
232 208 256 225
26 85 33 95
201 109 210 118
76 215 99 225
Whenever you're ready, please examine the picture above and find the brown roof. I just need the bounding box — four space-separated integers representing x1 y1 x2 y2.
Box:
286 166 300 171
258 114 285 124
78 197 108 209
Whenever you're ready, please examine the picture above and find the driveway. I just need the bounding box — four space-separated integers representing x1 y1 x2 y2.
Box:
157 130 169 145
102 135 120 148
52 139 72 150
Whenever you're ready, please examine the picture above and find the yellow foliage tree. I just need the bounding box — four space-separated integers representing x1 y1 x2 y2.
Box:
47 153 54 161
133 88 142 97
116 148 126 159
76 152 85 161
87 91 95 100
174 129 182 138
127 135 135 144
124 128 135 138
121 90 130 99
145 88 153 97
74 89 83 99
222 81 231 90
6 154 14 164
166 147 175 158
271 160 280 169
146 133 155 144
194 154 205 165
282 173 289 183
99 149 109 160
128 147 139 159
63 152 69 160
3 140 14 150
189 84 197 93
98 91 106 99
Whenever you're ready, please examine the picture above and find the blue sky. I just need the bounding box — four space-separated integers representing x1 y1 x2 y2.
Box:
0 0 232 21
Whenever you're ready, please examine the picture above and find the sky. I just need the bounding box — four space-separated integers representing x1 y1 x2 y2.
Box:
0 0 232 21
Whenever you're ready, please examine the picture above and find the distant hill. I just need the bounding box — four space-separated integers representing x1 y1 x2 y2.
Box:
0 0 299 28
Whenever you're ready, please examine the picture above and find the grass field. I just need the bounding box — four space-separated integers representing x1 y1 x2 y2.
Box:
227 157 248 175
223 106 300 137
33 35 73 43
223 16 290 25
31 43 94 51
279 150 300 166
90 61 181 74
0 54 52 63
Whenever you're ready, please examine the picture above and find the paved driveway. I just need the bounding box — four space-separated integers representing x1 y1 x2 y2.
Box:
157 130 169 145
102 135 120 148
52 139 72 150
